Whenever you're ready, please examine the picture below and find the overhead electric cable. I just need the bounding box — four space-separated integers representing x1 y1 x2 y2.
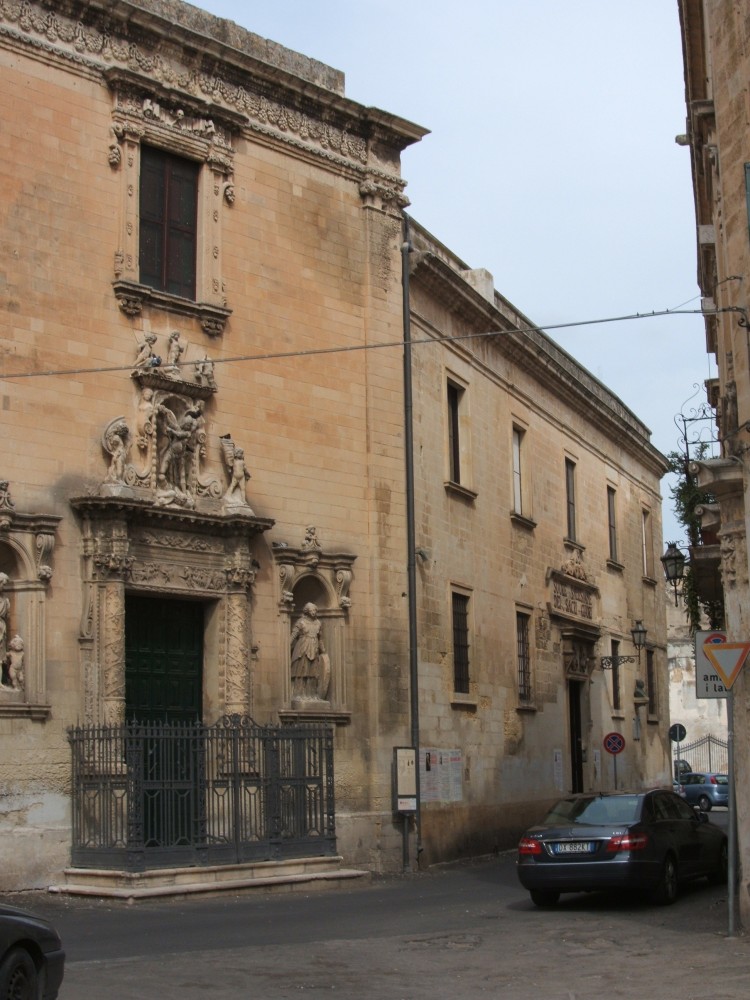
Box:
0 306 741 382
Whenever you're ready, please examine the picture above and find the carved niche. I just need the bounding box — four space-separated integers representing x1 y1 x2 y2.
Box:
273 528 356 724
0 482 60 719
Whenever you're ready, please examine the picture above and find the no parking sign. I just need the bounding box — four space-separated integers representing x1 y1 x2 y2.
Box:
603 732 625 755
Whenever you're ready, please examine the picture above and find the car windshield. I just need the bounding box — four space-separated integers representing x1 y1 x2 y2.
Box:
715 774 728 785
543 795 640 826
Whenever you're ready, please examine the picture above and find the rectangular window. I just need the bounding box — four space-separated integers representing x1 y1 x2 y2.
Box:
447 381 462 484
646 650 657 715
607 487 618 562
611 639 621 711
565 458 577 541
517 611 532 702
512 428 523 514
140 145 199 300
452 592 470 693
642 509 654 577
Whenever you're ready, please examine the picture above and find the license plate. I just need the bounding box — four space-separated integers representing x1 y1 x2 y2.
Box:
553 841 594 854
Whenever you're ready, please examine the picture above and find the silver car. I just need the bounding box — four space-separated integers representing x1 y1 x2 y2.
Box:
680 772 729 811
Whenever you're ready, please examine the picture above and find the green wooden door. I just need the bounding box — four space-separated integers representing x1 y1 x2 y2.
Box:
125 597 204 851
125 596 204 723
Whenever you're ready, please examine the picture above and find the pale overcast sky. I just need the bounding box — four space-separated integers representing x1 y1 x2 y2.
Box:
194 0 713 546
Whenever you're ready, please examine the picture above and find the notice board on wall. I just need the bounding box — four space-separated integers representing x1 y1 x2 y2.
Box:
419 747 463 802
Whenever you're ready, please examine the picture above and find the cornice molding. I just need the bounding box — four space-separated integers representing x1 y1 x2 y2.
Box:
409 250 668 477
0 0 424 187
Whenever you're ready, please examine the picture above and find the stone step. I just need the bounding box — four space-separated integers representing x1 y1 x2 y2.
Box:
49 856 369 901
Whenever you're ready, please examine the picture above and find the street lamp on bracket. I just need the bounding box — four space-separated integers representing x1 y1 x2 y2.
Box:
661 541 687 607
599 620 648 669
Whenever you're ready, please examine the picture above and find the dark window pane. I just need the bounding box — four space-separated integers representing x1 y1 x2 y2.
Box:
452 593 469 693
139 146 198 299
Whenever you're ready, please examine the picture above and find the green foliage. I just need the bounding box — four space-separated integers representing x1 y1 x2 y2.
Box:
665 445 724 632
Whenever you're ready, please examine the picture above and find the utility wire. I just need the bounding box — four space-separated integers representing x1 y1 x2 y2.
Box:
0 306 740 382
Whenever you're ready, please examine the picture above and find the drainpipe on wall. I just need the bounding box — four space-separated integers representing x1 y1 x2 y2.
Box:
402 213 422 866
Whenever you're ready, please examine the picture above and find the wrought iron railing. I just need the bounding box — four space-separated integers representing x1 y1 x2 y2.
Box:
68 716 336 870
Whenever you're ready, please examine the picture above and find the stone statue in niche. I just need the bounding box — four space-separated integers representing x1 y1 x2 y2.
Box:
290 602 330 701
0 572 9 661
1 634 24 691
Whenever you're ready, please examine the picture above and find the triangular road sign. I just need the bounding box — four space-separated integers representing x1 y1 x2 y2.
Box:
703 642 750 690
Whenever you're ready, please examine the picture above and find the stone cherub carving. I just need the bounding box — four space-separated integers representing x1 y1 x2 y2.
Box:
219 434 252 508
194 355 216 388
165 331 185 375
134 333 160 369
290 602 330 701
2 634 24 691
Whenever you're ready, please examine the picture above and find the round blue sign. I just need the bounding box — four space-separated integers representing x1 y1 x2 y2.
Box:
603 731 625 755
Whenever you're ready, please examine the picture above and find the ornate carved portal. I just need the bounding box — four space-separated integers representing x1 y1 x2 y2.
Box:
71 498 273 725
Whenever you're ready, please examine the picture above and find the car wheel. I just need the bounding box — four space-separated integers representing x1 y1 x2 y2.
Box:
0 946 39 1000
652 854 678 905
530 889 560 908
708 841 728 886
698 795 712 812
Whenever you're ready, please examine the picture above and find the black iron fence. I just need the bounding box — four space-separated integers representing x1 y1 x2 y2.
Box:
673 734 728 777
68 716 336 871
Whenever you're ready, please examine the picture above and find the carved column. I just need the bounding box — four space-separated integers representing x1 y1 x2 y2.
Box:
222 590 251 716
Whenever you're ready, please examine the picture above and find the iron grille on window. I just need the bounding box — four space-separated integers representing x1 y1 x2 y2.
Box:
140 146 199 300
611 639 621 711
452 592 470 693
646 649 657 714
516 611 531 702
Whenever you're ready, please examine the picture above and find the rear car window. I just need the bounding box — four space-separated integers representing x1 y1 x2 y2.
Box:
543 795 640 825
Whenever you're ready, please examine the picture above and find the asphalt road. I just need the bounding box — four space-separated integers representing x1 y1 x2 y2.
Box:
4 826 749 1000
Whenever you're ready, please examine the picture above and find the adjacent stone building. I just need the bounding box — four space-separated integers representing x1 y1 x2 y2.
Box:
678 0 750 928
0 0 670 891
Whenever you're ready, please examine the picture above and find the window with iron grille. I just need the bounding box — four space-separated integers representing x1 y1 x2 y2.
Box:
611 639 621 711
516 611 532 702
565 458 577 541
607 486 618 562
140 145 199 300
646 649 657 714
452 592 470 693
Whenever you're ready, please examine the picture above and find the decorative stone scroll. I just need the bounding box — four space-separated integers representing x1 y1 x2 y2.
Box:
0 482 60 718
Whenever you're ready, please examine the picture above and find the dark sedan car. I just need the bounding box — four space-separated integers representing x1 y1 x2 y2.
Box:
517 789 727 907
0 903 64 999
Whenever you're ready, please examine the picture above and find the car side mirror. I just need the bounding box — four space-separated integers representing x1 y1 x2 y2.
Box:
693 806 708 823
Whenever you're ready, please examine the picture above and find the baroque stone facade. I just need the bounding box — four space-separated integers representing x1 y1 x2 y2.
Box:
678 0 750 928
0 0 670 889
